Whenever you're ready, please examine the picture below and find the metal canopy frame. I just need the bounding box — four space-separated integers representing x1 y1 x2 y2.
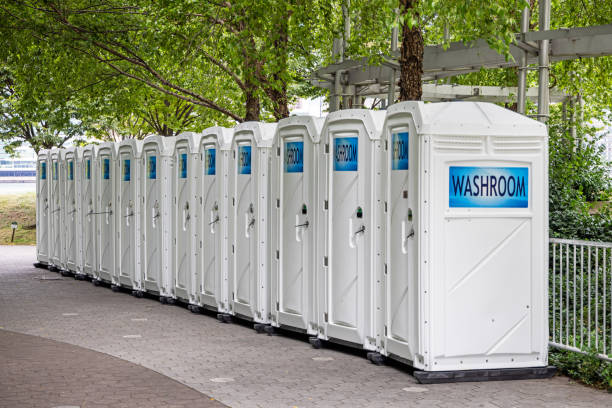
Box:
313 0 612 123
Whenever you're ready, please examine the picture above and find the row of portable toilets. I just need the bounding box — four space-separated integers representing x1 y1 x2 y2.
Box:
35 102 555 382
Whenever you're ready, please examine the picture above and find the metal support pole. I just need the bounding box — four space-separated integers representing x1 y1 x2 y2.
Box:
537 0 551 123
517 7 530 114
387 21 399 108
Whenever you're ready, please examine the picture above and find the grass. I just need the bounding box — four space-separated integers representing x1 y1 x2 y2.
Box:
0 192 36 245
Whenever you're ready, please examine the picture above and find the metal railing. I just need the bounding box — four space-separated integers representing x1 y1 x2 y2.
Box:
549 238 612 361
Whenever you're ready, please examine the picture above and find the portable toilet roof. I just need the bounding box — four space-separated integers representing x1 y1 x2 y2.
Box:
233 122 277 147
202 126 233 150
276 116 324 143
175 132 202 152
322 109 386 140
117 138 143 155
142 135 177 155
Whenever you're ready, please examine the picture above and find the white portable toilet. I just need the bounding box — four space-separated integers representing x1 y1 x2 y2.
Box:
270 116 324 335
228 122 277 326
316 109 386 350
35 149 50 268
379 101 550 381
80 145 97 278
196 127 233 315
61 147 79 274
48 148 63 272
94 142 117 284
172 133 202 303
141 135 176 301
115 139 144 293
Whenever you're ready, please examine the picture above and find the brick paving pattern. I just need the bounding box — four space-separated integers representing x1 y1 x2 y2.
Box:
0 246 610 407
0 330 225 408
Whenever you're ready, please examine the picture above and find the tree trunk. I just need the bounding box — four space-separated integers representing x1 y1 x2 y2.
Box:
398 0 423 101
244 53 261 122
268 8 290 121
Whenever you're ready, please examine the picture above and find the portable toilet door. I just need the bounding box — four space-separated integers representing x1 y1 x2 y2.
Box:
49 148 62 271
270 116 324 334
380 102 549 375
36 150 50 267
229 122 277 324
172 133 202 303
81 145 97 278
317 110 386 350
62 148 78 273
116 139 143 291
141 135 176 299
95 142 117 283
197 127 233 313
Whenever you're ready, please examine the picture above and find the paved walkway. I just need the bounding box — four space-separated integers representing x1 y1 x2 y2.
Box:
0 330 224 408
0 246 610 408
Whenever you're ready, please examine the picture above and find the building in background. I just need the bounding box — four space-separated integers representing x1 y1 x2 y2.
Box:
0 143 36 179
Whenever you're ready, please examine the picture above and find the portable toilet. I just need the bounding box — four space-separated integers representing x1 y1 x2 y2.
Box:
316 109 386 350
141 135 176 301
94 142 117 284
61 147 79 274
197 127 233 315
228 122 277 325
48 148 63 272
115 139 144 293
80 145 97 278
171 133 202 303
270 116 324 335
379 101 550 381
35 149 50 268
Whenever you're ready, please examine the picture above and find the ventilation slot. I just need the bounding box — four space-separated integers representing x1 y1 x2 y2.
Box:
433 136 484 153
491 137 542 154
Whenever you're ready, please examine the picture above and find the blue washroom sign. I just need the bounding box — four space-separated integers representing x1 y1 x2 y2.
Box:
205 148 216 175
103 158 110 180
123 159 131 181
285 141 303 173
334 137 358 171
148 156 156 179
86 159 91 180
180 153 188 179
68 160 74 180
40 162 46 180
449 166 529 208
238 145 251 175
391 132 409 170
53 162 58 180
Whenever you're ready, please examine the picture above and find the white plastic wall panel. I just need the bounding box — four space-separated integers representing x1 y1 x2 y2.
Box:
197 127 233 312
95 142 117 283
62 148 78 272
270 116 324 334
141 136 176 297
380 101 548 372
229 122 277 323
172 133 202 302
317 110 386 350
49 148 62 269
116 140 143 289
81 145 97 277
36 150 50 265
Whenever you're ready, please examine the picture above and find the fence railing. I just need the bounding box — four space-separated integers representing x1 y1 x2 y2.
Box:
549 238 612 362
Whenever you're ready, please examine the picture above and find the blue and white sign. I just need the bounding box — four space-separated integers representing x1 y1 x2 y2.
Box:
205 148 216 176
179 153 188 179
103 158 110 180
86 159 91 180
53 162 58 180
449 166 528 208
238 145 251 175
391 132 409 170
40 162 46 180
334 137 358 171
123 159 131 182
68 160 74 180
148 156 156 179
285 141 303 173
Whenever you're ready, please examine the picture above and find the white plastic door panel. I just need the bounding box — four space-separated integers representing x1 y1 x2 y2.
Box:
119 153 135 286
175 146 191 300
279 136 310 330
98 154 114 281
200 143 221 308
143 148 163 292
50 158 61 266
328 132 365 345
37 158 49 262
65 157 77 271
234 141 256 317
385 126 418 360
83 155 95 275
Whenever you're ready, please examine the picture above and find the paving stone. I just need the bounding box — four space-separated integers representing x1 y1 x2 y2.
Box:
1 246 610 408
